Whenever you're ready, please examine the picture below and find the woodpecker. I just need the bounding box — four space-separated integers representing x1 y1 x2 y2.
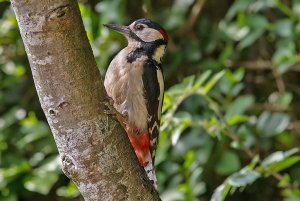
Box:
104 18 168 188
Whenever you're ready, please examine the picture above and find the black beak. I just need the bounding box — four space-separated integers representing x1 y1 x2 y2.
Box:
104 24 130 36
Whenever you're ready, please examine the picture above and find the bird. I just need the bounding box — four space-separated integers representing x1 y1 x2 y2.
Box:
103 18 168 189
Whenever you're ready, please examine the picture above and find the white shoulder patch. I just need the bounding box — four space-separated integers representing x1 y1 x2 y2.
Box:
156 68 164 119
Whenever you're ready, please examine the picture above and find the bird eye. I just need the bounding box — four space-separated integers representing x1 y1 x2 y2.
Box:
135 24 144 30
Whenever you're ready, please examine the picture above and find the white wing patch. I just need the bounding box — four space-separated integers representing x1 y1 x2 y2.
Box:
156 68 164 119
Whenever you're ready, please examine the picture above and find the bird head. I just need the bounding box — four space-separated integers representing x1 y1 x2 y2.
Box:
104 18 168 63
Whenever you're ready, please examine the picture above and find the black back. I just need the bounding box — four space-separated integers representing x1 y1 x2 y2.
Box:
142 59 163 163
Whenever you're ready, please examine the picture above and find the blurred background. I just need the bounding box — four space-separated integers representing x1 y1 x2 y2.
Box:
1 0 300 200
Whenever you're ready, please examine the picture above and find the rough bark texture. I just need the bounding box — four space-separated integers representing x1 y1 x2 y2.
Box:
11 0 161 200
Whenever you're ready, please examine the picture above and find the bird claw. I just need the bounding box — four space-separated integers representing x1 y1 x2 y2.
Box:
107 96 115 106
103 101 117 116
103 99 127 128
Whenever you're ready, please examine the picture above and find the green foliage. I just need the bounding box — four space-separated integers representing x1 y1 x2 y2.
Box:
212 148 300 201
56 181 81 199
1 0 300 201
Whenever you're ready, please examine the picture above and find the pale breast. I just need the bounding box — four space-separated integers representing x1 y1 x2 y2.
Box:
104 49 148 132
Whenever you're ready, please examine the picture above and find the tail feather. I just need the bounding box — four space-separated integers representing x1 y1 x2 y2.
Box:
144 153 158 189
126 128 158 189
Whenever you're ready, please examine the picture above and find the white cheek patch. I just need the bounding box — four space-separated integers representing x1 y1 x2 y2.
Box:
135 28 164 42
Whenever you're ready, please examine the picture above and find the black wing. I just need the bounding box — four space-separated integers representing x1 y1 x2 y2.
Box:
142 60 164 163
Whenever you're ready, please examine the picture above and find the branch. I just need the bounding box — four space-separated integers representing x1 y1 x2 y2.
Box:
11 0 160 200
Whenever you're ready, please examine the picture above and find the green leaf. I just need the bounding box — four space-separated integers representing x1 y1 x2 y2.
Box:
225 95 254 119
215 151 241 175
272 19 293 38
24 171 59 195
249 155 260 170
220 22 250 41
219 43 233 64
211 183 231 201
246 15 269 29
0 160 31 180
261 148 300 168
161 189 185 201
272 40 297 73
171 112 192 145
225 0 252 20
219 69 245 95
16 122 50 149
274 0 295 18
0 194 17 201
278 58 299 74
56 181 80 198
269 92 293 108
238 29 264 49
227 169 260 187
193 70 212 90
0 107 22 130
257 111 290 137
24 156 61 195
260 148 300 176
225 68 245 83
203 71 225 94
227 115 249 125
266 156 300 174
236 14 268 49
293 0 300 15
167 75 195 96
183 151 195 170
278 174 291 188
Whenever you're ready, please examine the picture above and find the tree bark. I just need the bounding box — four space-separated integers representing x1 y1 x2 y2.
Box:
11 0 160 200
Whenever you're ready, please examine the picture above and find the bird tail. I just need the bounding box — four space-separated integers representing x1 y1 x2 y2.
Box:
125 127 158 189
144 153 158 189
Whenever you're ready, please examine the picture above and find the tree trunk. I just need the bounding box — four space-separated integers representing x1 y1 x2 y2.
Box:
11 0 161 200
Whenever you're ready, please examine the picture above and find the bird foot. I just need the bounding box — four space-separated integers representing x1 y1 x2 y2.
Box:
103 98 127 129
103 97 117 115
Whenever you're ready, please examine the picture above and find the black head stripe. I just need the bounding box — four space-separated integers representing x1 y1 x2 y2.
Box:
128 30 143 42
126 39 166 63
154 39 167 46
134 18 164 31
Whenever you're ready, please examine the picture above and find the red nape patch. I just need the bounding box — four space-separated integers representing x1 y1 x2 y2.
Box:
159 29 168 43
126 128 150 166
